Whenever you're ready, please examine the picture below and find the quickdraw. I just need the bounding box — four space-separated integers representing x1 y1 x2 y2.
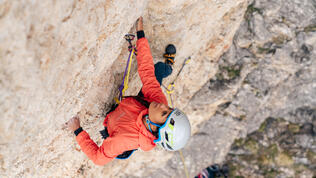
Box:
115 34 137 104
163 56 191 106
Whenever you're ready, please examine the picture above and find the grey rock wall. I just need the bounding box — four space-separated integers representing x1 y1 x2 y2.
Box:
168 0 316 177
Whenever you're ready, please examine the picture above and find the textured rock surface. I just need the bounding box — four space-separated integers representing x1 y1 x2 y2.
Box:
176 0 315 177
2 0 315 177
225 118 315 177
0 0 247 177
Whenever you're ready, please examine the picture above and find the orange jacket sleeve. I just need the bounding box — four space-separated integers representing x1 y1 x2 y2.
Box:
76 131 127 165
136 38 168 105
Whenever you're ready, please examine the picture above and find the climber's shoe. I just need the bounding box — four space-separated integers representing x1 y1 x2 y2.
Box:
220 164 229 178
208 164 222 177
163 44 176 65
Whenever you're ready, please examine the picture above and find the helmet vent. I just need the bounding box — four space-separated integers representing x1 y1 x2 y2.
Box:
174 110 181 116
166 143 173 150
170 118 175 125
165 132 169 141
161 142 165 148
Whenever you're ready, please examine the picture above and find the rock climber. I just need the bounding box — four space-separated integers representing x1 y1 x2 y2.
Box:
66 17 191 165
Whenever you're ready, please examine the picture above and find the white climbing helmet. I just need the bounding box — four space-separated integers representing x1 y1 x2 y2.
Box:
154 108 191 151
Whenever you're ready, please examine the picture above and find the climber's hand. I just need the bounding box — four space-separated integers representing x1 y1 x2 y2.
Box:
136 16 143 31
66 116 80 132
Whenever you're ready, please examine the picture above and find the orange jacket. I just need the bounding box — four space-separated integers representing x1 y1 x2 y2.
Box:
76 38 168 165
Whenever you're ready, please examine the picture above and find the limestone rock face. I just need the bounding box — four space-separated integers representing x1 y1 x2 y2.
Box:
225 118 315 177
0 0 247 177
173 0 315 177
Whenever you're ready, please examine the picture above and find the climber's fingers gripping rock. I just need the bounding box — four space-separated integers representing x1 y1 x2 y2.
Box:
66 116 81 132
136 16 143 31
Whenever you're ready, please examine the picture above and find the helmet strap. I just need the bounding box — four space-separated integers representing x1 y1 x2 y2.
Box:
145 115 161 133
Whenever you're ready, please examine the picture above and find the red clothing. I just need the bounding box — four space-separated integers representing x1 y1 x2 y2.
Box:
76 38 168 165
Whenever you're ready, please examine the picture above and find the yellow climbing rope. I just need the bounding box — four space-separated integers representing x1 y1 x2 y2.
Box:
167 89 190 178
163 56 191 178
166 88 189 178
121 48 135 96
163 56 191 106
179 150 190 178
115 34 136 104
166 83 175 106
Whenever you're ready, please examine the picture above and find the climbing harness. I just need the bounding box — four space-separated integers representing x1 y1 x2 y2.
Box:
162 56 191 178
115 34 137 103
